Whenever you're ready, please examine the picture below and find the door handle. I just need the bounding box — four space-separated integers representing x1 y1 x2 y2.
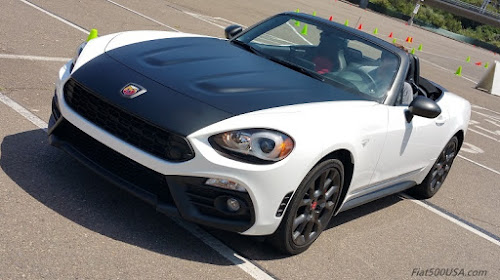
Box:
435 115 447 125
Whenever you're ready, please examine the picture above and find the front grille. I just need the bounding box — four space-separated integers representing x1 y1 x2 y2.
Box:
53 120 174 204
63 79 194 162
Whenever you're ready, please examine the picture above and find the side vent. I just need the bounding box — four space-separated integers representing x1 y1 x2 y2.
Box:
276 192 293 217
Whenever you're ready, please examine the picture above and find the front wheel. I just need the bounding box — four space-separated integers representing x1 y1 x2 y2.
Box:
407 136 459 199
269 159 344 255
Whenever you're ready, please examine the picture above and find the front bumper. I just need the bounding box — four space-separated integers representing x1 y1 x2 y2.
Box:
49 110 255 232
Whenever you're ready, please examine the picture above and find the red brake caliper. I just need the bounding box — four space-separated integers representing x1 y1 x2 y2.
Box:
311 201 318 211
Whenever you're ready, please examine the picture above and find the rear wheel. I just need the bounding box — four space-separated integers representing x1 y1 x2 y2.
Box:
407 136 459 199
269 159 343 255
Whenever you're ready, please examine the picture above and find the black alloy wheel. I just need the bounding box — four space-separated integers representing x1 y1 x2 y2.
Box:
408 136 459 199
270 159 344 255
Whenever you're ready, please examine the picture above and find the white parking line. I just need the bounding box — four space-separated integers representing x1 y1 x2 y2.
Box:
458 155 500 176
183 12 298 46
104 0 179 32
473 110 500 122
420 50 465 63
286 22 313 45
183 11 231 29
213 16 241 26
472 104 500 116
400 193 500 247
19 0 89 34
0 53 70 62
475 125 500 136
0 92 48 131
419 57 477 84
485 119 500 128
468 128 499 142
171 217 275 280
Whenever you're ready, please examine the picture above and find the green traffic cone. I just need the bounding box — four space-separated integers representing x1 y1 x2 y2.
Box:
418 44 423 51
312 11 317 16
392 38 397 44
410 48 415 55
485 62 489 68
86 29 98 42
373 28 378 35
295 9 301 26
301 24 308 35
344 20 349 26
455 66 462 76
466 56 471 62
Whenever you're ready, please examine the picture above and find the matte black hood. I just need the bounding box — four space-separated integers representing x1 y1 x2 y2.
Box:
70 36 363 136
105 37 363 113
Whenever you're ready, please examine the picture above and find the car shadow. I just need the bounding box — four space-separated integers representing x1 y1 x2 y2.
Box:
1 129 403 262
0 129 233 265
203 192 404 260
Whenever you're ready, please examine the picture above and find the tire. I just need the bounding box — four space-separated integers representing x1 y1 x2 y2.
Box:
407 136 459 199
269 159 344 255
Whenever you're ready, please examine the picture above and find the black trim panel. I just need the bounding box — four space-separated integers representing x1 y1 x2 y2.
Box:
339 181 416 212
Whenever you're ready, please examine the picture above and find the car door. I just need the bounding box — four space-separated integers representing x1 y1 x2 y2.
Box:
369 103 450 186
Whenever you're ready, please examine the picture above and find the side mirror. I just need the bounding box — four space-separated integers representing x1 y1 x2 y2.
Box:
405 96 441 122
225 25 243 39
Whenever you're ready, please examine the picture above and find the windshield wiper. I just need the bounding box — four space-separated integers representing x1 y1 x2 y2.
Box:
267 57 325 82
231 40 264 56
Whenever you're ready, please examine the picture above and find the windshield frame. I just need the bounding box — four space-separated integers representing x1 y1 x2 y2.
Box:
229 12 410 105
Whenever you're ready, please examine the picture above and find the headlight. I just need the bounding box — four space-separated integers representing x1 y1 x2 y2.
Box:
72 42 87 66
209 129 294 163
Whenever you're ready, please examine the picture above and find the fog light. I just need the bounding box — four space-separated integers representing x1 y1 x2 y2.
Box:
226 198 241 212
205 178 246 192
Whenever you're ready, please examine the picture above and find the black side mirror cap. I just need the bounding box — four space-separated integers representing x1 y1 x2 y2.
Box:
225 25 243 39
405 96 441 122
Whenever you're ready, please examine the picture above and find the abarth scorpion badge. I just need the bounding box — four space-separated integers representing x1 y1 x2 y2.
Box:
121 83 147 99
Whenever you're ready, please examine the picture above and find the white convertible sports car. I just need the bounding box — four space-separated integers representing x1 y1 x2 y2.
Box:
48 12 471 254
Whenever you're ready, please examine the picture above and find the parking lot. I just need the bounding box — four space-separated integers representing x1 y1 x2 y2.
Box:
1 0 499 279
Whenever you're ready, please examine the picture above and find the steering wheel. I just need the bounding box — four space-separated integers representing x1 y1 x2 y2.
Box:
349 69 378 94
327 69 379 96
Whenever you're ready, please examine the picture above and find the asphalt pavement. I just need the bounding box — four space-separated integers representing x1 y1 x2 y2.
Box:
1 0 499 279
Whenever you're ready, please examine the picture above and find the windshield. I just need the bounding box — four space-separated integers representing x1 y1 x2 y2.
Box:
233 15 400 102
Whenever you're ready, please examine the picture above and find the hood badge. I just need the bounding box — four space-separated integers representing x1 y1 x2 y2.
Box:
121 83 147 99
